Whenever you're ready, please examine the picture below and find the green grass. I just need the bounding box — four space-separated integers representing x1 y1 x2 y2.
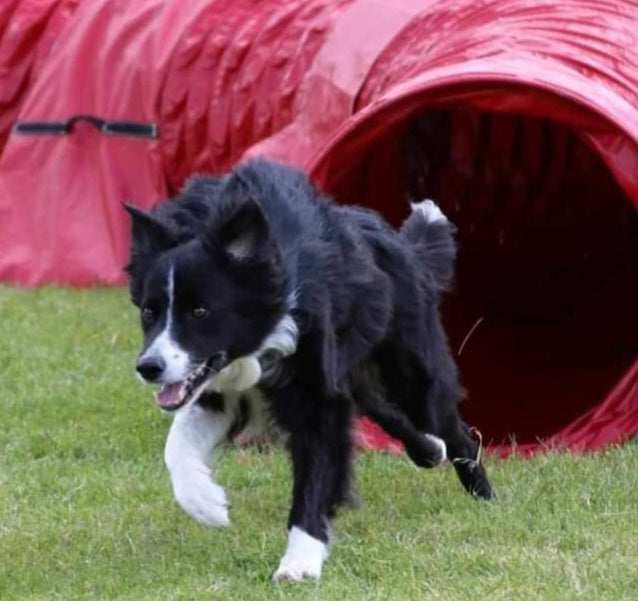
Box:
0 285 636 601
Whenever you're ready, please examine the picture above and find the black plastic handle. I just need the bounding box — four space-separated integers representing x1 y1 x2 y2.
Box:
13 114 158 138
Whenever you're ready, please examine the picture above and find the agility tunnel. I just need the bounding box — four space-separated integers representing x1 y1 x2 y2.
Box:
0 0 636 455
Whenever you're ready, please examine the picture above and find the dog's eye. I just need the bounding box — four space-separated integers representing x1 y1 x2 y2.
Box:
192 307 209 320
141 307 155 323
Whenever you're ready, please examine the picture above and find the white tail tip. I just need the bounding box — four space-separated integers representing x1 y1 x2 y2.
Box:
410 199 447 224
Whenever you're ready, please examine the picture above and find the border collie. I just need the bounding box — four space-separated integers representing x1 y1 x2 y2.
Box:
125 160 493 581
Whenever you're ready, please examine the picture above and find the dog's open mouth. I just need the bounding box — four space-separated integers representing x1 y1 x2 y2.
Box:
155 353 228 412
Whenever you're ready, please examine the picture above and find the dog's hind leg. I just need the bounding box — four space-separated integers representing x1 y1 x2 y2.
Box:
410 376 494 500
374 340 493 500
351 374 446 467
442 420 493 500
164 393 234 527
415 366 493 500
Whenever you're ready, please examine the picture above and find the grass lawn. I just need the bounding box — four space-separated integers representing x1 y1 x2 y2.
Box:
0 285 636 601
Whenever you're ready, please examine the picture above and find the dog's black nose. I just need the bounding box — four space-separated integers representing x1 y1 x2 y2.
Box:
136 356 165 382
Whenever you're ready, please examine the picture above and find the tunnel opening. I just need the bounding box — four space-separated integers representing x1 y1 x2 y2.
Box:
314 105 637 451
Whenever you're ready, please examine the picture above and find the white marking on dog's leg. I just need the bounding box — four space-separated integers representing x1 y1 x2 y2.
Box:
139 266 191 382
164 401 232 527
273 526 328 581
411 199 448 224
424 433 448 463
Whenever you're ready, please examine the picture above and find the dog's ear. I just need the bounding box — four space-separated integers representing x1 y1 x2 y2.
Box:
208 191 273 263
123 203 175 254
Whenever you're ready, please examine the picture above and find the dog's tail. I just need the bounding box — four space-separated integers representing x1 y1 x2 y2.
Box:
400 199 457 294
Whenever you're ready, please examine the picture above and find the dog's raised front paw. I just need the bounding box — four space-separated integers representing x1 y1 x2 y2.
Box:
172 469 230 527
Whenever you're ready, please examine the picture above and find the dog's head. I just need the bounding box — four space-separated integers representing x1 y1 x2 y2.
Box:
125 176 286 411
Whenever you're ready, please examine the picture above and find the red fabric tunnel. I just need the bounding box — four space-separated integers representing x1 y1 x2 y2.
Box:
0 0 636 455
304 1 638 456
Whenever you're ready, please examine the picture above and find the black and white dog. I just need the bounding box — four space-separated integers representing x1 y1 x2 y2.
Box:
125 160 492 581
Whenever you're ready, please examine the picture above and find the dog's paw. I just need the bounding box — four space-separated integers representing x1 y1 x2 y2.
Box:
272 527 327 582
273 556 322 582
172 470 230 527
212 356 262 392
405 433 448 468
424 433 448 463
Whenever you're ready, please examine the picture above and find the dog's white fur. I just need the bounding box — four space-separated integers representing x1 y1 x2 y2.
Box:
164 387 273 528
424 433 448 462
164 401 232 527
411 199 448 224
138 267 190 382
258 312 299 357
211 356 262 393
273 526 328 581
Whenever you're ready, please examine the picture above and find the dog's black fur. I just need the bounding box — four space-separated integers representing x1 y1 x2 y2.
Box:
126 159 492 546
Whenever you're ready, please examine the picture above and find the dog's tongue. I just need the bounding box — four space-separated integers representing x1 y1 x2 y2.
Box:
155 382 184 408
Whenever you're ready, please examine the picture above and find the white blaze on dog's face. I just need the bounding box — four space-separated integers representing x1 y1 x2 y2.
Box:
125 196 287 412
136 266 190 384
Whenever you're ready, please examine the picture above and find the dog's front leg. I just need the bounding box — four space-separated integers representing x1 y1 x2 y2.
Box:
272 389 353 581
164 399 233 527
